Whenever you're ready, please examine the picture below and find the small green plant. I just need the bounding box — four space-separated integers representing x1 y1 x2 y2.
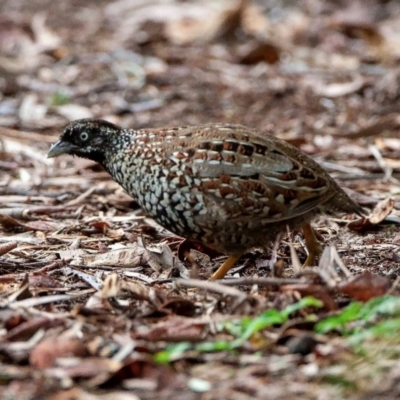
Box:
315 295 400 344
227 296 322 348
154 342 192 364
154 296 323 363
49 91 70 106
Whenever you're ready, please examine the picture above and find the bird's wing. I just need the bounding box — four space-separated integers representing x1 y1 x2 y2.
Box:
169 124 334 223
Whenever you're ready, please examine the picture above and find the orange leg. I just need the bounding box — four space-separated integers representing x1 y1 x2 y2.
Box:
210 224 321 279
302 223 322 267
210 254 243 280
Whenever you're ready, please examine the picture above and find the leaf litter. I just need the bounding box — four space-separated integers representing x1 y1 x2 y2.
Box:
1 0 400 399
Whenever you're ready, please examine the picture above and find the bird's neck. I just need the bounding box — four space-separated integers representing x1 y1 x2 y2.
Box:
100 133 142 188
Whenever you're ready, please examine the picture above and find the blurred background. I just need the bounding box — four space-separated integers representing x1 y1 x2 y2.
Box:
1 2 400 398
1 0 400 135
1 0 400 201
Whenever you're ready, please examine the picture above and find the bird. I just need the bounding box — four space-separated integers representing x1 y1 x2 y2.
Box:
47 119 363 280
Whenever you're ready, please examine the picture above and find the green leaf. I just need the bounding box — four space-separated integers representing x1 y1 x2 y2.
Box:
195 340 232 352
315 302 363 334
357 296 400 321
316 296 400 339
49 92 70 106
154 342 192 364
155 297 325 362
281 296 324 318
230 296 323 348
348 317 400 345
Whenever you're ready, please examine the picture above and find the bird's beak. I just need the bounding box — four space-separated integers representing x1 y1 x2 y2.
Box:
47 140 77 158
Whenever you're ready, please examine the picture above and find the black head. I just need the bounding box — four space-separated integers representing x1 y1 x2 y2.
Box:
47 118 123 163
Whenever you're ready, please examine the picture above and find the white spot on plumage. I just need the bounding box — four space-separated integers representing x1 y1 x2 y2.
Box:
299 186 325 192
193 203 203 211
208 160 221 166
172 193 181 202
171 177 180 185
268 177 296 185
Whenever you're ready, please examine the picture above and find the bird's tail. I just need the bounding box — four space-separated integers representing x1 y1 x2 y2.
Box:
330 184 366 216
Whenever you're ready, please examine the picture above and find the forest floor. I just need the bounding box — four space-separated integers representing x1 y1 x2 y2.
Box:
1 0 400 399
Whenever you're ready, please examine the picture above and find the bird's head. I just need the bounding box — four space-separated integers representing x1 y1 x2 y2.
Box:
47 118 123 163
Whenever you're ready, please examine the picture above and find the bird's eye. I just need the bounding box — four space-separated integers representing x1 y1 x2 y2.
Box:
80 132 89 142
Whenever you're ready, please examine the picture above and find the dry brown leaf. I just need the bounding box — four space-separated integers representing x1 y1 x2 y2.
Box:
5 317 65 342
121 279 151 301
348 197 395 231
90 220 111 232
0 213 59 232
337 271 392 301
369 197 394 224
177 239 221 262
165 0 248 44
89 358 177 389
138 315 206 342
30 337 87 369
47 358 122 380
0 213 29 229
0 241 17 256
71 244 146 268
23 220 60 231
143 241 177 273
28 273 60 290
281 284 338 311
237 40 280 65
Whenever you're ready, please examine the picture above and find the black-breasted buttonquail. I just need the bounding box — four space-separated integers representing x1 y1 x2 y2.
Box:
48 119 363 279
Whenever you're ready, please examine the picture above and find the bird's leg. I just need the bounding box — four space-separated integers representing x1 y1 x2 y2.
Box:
210 254 243 280
267 232 284 269
302 223 322 267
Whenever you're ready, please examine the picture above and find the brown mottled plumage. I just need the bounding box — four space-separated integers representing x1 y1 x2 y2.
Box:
48 119 363 279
